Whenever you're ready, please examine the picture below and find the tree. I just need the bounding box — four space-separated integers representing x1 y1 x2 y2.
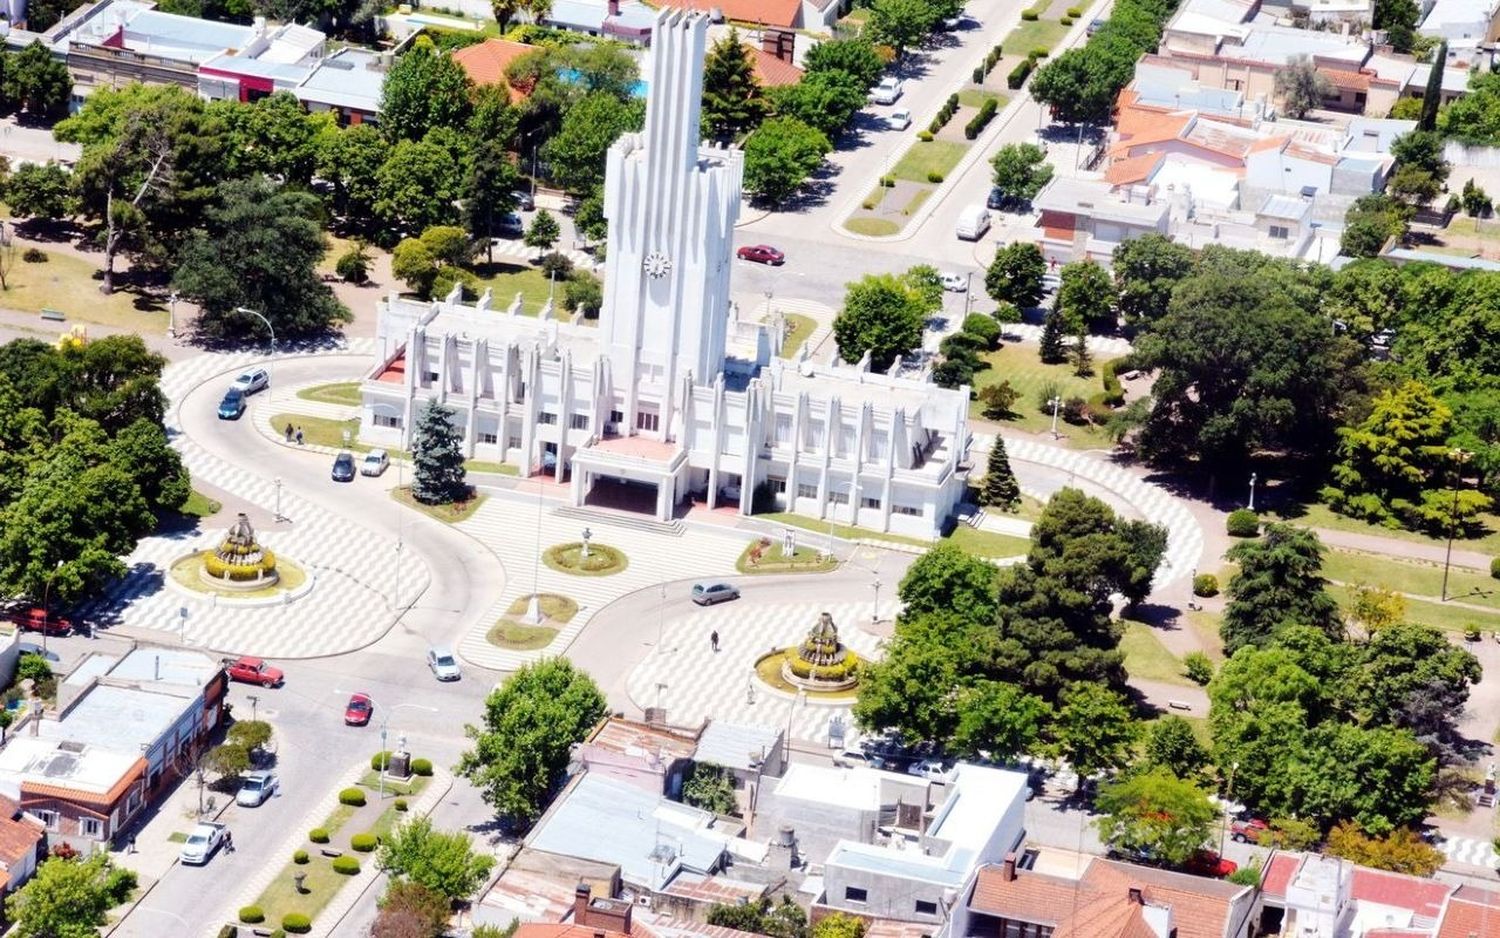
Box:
524 210 560 261
810 913 867 938
1324 822 1444 875
1051 682 1138 781
420 226 471 268
1143 716 1211 780
6 42 73 120
1112 234 1195 328
318 123 390 225
742 117 830 206
1462 178 1493 220
380 38 474 143
985 242 1046 308
563 271 603 317
702 28 766 140
1038 309 1066 364
458 659 607 824
410 400 468 505
376 139 463 237
1057 259 1114 333
854 612 993 745
990 143 1053 206
1375 0 1420 54
1420 41 1447 130
108 417 189 510
897 542 997 622
377 816 495 900
767 71 866 138
227 719 274 754
978 381 1021 420
5 162 70 220
215 92 333 185
542 92 644 195
1095 768 1218 866
950 681 1050 761
864 0 940 57
206 742 251 779
1388 130 1450 206
1322 258 1403 341
981 435 1021 510
7 853 119 938
1353 621 1480 756
682 763 738 815
393 238 440 298
1345 583 1407 633
803 38 885 88
337 243 373 285
490 0 522 29
373 880 451 938
707 897 806 938
1341 193 1410 258
832 271 926 371
1274 56 1332 119
464 140 521 262
1029 37 1139 125
1222 524 1341 654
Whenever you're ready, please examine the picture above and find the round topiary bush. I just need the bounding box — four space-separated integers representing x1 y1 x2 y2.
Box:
411 758 433 776
1226 509 1260 538
351 832 378 852
283 913 312 934
1193 573 1219 597
395 798 409 812
927 171 945 183
371 751 393 770
338 787 366 807
332 856 361 875
293 849 309 864
239 906 265 924
1491 556 1500 579
309 828 330 844
1464 625 1482 642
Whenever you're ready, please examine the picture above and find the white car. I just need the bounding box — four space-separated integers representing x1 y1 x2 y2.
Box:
361 449 390 477
870 77 903 105
940 272 968 292
180 822 228 864
427 645 462 681
886 108 912 130
907 758 953 781
236 770 279 807
231 368 269 395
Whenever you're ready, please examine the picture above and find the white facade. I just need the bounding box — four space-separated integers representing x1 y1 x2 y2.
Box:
360 9 970 536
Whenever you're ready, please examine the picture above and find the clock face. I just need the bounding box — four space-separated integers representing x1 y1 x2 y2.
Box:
643 251 672 279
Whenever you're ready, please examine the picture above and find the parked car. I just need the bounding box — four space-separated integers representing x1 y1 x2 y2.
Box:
180 822 229 865
331 451 356 482
217 388 246 420
737 244 785 265
870 76 903 105
834 748 886 770
498 212 525 234
1182 850 1238 878
906 758 953 781
344 692 374 726
986 186 1005 210
943 10 968 28
955 204 992 241
886 108 912 130
236 771 280 807
5 606 71 636
940 271 968 292
1230 818 1270 844
230 368 270 395
1087 17 1105 33
691 582 741 606
226 656 284 687
361 449 390 477
512 189 536 211
427 645 462 681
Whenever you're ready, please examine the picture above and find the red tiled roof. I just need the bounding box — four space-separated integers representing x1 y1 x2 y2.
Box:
1436 885 1500 938
453 39 536 101
1260 853 1299 899
747 45 802 86
0 815 42 868
1319 67 1370 91
20 758 145 808
1106 152 1163 186
1351 867 1453 921
517 926 630 938
662 0 801 28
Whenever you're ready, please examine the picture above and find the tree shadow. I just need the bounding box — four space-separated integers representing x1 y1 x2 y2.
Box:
1124 602 1185 631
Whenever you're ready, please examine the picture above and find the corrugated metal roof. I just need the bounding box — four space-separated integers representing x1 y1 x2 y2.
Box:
693 721 780 771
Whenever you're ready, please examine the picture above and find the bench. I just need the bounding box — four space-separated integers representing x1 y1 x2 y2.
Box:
39 308 64 322
320 848 343 859
1167 700 1193 711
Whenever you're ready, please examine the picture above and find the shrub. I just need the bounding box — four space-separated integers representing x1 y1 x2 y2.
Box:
335 244 371 284
218 926 239 938
17 653 51 682
539 251 574 278
371 751 393 770
104 867 137 904
239 907 265 924
1193 573 1219 597
1101 361 1126 406
1183 651 1215 685
411 757 433 776
283 913 312 934
293 849 309 864
1007 60 1034 89
881 176 896 188
272 931 286 938
332 856 361 875
431 265 480 302
1226 509 1260 538
1060 15 1073 24
947 92 959 110
962 313 1001 348
351 833 378 852
972 65 985 83
964 98 999 139
1464 625 1482 642
1066 5 1082 14
918 130 934 141
395 798 409 812
1021 8 1038 18
1492 556 1500 579
21 247 46 263
339 787 367 806
927 171 945 183
309 828 330 844
861 198 877 210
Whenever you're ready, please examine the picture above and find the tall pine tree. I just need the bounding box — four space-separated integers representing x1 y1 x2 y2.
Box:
1419 41 1446 131
1039 309 1066 363
981 435 1021 510
1071 328 1093 377
411 400 469 505
701 28 767 141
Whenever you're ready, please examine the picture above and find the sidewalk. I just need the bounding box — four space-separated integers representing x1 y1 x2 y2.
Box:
110 767 233 894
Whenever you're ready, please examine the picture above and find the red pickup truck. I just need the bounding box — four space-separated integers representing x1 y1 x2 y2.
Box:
4 607 71 636
225 656 284 687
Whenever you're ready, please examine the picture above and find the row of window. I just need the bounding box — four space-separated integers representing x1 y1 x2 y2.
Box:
772 415 890 459
842 886 938 917
768 477 924 517
31 809 104 839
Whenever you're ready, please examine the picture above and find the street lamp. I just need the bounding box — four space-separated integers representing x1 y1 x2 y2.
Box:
1048 395 1062 439
247 695 260 722
274 477 283 523
234 306 277 382
1441 448 1473 602
40 560 62 657
1217 761 1239 857
168 291 179 339
872 578 882 625
1247 472 1257 512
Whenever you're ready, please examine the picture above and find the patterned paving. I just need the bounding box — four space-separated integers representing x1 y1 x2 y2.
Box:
1001 323 1134 357
455 494 751 670
1440 834 1500 870
484 237 599 273
625 600 883 745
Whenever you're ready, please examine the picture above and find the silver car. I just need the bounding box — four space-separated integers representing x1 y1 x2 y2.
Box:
231 368 270 395
361 449 390 477
427 645 461 681
236 770 279 807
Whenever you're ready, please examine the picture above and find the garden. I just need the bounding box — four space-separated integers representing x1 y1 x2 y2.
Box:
488 593 579 650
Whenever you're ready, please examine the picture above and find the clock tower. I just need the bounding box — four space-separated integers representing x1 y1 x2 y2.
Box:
597 9 743 439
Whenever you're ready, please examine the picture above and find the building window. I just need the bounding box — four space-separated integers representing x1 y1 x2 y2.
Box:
892 504 923 517
33 810 57 831
774 413 793 443
797 483 818 499
861 496 882 509
479 431 499 445
867 431 888 460
767 476 787 494
805 419 825 448
1355 91 1367 105
839 424 856 455
538 412 558 425
637 410 660 432
1268 224 1290 240
372 413 401 429
81 818 102 839
610 410 624 425
828 491 849 505
845 887 868 904
570 413 590 430
915 900 938 916
425 371 440 383
508 435 522 450
126 790 142 814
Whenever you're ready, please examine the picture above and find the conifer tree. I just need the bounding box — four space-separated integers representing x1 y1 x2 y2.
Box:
411 400 469 505
1039 309 1066 363
701 27 767 141
1072 328 1093 377
981 435 1021 510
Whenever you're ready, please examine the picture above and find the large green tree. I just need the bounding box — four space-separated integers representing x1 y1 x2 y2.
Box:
1056 258 1115 333
803 38 886 88
702 28 766 141
1374 0 1420 54
832 270 928 371
463 140 521 262
376 816 495 900
1221 524 1341 654
375 138 463 237
897 542 998 622
173 175 351 338
380 37 475 143
5 161 71 220
981 435 1021 510
1095 768 1218 865
458 659 608 824
542 92 644 195
6 42 73 120
317 123 390 226
864 0 941 57
742 117 830 206
7 854 120 938
1111 234 1194 328
410 400 469 505
990 143 1053 206
214 91 334 185
767 71 866 138
985 242 1046 308
1050 682 1138 781
1274 56 1332 119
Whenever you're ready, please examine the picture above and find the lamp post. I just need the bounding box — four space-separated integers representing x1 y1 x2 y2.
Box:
1048 395 1062 439
872 578 882 625
168 291 179 339
1217 761 1239 858
40 560 62 657
1247 472 1257 512
247 695 259 722
274 477 283 523
233 306 277 382
1441 448 1472 602
964 271 974 318
581 526 592 560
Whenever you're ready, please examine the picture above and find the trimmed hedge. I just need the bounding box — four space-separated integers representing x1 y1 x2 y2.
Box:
1008 59 1035 89
1030 46 1050 58
927 171 945 183
1193 574 1219 598
1021 7 1039 18
371 751 393 771
918 130 934 141
786 650 861 682
283 914 312 934
1066 4 1083 13
293 849 309 864
964 97 999 138
338 787 367 807
395 798 410 812
351 832 378 852
203 550 277 582
239 906 265 924
1226 509 1260 538
309 828 330 844
1101 361 1125 406
411 758 433 776
332 856 361 875
1060 15 1073 24
972 64 985 83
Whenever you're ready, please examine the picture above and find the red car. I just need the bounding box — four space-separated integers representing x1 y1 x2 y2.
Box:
1230 818 1269 844
736 244 785 265
226 656 284 687
1183 850 1238 879
6 607 71 636
344 692 374 726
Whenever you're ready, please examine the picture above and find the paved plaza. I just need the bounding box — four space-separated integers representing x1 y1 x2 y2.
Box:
625 599 885 745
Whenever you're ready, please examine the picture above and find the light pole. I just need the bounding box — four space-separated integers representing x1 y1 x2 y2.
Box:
1217 761 1239 858
872 578 882 625
274 477 283 523
40 560 62 657
168 291 179 339
247 695 260 723
233 306 277 382
178 606 189 645
964 271 973 318
1247 472 1257 512
1441 448 1472 602
1048 395 1062 439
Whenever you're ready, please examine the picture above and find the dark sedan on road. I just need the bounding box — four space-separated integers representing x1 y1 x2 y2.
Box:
736 244 785 265
331 451 356 482
344 692 373 726
217 388 246 420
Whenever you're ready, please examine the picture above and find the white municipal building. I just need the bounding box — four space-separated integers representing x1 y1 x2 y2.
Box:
359 10 972 537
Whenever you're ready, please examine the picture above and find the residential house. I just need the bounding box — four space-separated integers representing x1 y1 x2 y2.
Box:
290 47 386 125
1257 852 1472 938
692 720 785 814
575 716 698 798
0 797 44 900
545 0 657 43
1419 0 1500 49
1033 177 1171 266
1435 886 1500 938
748 29 802 86
453 37 537 102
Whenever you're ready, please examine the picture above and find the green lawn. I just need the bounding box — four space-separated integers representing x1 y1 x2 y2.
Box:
772 312 818 358
393 486 486 523
1266 501 1500 557
1003 17 1069 55
0 249 169 332
296 382 362 406
901 188 932 216
737 541 840 574
1118 621 1192 686
755 511 1030 558
270 413 364 451
179 490 222 518
250 856 345 929
465 459 518 475
946 525 1032 558
473 263 556 314
487 621 559 649
958 89 1007 109
1183 609 1226 661
844 217 900 236
505 593 579 622
1399 597 1500 636
1322 547 1500 611
891 140 970 183
969 344 1122 447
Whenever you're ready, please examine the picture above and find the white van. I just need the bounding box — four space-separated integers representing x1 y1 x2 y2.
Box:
955 205 991 241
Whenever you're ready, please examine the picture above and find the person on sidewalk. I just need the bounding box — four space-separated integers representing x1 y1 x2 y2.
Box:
295 427 304 446
127 833 136 855
284 423 293 442
710 630 719 653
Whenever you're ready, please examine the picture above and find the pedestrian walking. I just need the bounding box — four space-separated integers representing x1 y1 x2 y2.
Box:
224 830 234 852
127 833 137 855
284 422 293 442
710 630 719 653
295 426 304 445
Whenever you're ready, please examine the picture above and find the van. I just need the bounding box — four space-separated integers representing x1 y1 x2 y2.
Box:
955 205 991 241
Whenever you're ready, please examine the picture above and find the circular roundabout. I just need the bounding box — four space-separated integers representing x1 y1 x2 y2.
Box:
167 513 314 605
